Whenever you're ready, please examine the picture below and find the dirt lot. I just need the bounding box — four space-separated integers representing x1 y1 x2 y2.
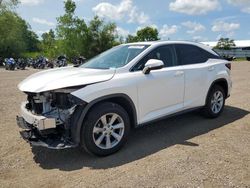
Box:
0 62 250 188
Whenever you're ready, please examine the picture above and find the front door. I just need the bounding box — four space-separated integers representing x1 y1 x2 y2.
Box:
131 45 185 124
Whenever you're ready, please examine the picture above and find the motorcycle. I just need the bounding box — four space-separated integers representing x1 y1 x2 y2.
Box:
56 55 67 67
16 58 27 70
26 58 34 67
4 58 16 70
46 59 54 68
33 56 47 69
72 56 86 67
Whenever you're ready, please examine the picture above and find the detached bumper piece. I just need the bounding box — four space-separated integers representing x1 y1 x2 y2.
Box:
17 116 31 129
20 102 56 130
17 116 77 150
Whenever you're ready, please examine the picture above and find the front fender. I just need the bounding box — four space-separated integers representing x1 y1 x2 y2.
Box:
70 93 137 144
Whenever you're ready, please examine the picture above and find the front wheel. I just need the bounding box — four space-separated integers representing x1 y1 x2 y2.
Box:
203 85 225 118
81 102 130 156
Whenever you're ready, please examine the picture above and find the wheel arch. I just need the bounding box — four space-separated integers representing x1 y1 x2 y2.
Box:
206 78 229 103
71 94 137 144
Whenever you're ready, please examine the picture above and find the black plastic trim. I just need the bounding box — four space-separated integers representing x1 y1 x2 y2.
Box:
205 78 229 104
137 107 202 127
72 93 137 144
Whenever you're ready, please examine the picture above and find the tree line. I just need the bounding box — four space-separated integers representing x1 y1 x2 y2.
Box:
0 0 160 60
0 0 236 60
0 0 39 57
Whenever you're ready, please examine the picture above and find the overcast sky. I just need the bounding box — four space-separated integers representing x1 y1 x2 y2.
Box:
17 0 250 41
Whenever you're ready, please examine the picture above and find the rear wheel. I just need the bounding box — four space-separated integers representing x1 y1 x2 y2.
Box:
203 85 225 118
81 102 130 156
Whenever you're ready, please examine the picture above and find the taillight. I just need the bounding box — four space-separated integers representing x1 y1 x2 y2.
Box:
225 63 231 70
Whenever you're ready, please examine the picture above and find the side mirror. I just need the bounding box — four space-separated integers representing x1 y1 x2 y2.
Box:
143 59 164 74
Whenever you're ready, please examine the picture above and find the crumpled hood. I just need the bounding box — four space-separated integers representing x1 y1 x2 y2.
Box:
18 67 115 93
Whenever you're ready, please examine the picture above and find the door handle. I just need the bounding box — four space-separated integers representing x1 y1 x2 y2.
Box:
175 71 184 77
208 66 215 71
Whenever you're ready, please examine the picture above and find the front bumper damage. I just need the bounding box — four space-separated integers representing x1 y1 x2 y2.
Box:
19 102 56 130
17 102 77 149
17 116 77 149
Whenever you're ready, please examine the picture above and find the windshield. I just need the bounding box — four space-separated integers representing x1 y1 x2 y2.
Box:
81 45 149 69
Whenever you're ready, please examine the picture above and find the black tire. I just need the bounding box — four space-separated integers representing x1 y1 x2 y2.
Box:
203 85 225 118
80 102 130 156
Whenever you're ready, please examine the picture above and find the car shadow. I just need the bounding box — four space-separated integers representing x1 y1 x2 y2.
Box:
31 105 249 171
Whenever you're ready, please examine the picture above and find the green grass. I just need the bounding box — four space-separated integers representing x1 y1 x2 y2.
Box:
233 57 247 61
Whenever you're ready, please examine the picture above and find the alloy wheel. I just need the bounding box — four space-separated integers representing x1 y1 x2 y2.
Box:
211 91 224 114
92 113 125 149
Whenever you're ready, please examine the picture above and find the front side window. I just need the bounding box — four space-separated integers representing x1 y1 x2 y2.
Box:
81 45 149 69
131 45 176 71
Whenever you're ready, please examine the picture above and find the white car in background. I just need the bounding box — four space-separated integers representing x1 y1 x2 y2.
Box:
17 41 232 156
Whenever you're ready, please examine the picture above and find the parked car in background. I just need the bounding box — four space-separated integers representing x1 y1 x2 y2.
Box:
17 41 232 156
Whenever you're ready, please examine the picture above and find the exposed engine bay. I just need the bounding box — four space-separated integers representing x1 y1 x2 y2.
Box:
25 91 76 124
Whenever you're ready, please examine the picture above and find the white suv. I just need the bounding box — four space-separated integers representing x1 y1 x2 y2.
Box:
17 41 232 156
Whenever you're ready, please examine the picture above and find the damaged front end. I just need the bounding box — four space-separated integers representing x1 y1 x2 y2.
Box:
17 89 86 149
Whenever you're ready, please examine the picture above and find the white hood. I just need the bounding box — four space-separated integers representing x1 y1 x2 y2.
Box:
18 67 115 93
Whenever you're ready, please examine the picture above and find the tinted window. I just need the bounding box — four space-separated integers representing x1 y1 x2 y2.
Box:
175 44 218 65
132 45 176 71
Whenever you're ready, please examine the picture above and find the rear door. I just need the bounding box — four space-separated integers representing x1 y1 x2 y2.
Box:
174 44 219 109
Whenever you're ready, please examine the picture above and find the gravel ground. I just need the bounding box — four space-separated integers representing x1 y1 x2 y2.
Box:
0 62 250 188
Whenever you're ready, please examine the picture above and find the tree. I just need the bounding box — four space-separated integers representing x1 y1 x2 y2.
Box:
19 18 40 52
56 0 88 59
0 1 40 57
41 29 57 58
24 29 40 52
126 27 160 43
136 27 160 41
0 0 18 11
56 0 118 59
0 11 39 57
215 38 236 50
86 16 117 58
126 34 138 43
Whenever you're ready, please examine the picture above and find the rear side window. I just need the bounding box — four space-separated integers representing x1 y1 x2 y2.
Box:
175 44 219 65
131 45 176 71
